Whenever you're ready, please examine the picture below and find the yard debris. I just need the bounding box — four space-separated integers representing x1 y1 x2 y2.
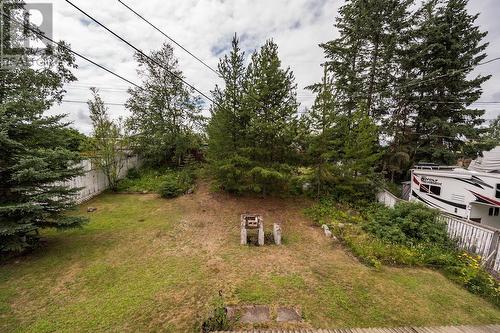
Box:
87 207 97 213
273 223 282 245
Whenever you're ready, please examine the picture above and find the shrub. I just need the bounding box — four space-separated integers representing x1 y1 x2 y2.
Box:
334 224 425 268
117 168 173 193
304 199 363 226
213 155 253 193
159 176 183 198
362 201 447 247
126 167 140 179
213 155 295 195
159 169 195 199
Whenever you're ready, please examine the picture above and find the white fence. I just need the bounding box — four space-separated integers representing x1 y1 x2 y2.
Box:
375 190 401 208
438 214 500 272
63 156 140 204
377 189 500 274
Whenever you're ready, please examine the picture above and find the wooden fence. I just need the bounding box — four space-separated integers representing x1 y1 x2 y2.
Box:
61 156 140 204
377 189 500 274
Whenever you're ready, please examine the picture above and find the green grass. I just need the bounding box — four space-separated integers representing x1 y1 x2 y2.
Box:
116 167 178 193
1 183 499 332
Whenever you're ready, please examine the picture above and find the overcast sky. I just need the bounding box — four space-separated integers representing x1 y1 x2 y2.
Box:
25 0 500 134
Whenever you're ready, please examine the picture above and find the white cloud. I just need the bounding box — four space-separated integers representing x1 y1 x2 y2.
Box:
24 0 500 133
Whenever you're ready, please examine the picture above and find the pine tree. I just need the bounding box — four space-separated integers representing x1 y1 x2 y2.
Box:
244 39 299 164
408 0 490 164
126 43 204 166
207 34 247 161
0 2 86 253
208 38 300 194
487 116 500 143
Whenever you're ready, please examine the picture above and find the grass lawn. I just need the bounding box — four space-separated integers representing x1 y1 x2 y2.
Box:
1 181 499 332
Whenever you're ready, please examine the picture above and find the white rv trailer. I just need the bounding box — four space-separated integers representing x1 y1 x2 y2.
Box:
409 147 500 229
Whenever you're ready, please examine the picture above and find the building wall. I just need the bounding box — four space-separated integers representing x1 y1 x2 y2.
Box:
470 204 500 229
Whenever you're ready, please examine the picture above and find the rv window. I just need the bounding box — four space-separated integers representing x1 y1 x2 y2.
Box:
489 207 494 216
419 184 429 193
496 184 500 199
495 208 499 217
430 185 441 196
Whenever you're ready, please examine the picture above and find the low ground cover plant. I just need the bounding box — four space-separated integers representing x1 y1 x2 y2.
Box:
305 200 500 306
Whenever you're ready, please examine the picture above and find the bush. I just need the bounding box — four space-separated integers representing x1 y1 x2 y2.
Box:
213 155 253 193
126 167 140 179
213 155 295 195
444 252 500 305
304 199 363 226
362 201 447 247
159 169 195 199
117 167 196 196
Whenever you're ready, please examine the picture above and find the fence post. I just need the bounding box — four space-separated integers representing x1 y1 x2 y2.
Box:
486 230 500 269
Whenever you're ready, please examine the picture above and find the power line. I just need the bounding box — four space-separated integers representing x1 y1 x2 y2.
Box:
398 56 500 90
116 0 220 77
65 86 129 93
2 12 143 91
62 99 125 106
65 0 215 104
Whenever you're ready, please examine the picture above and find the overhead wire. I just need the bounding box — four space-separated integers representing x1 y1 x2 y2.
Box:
65 0 215 104
1 12 143 90
116 0 220 77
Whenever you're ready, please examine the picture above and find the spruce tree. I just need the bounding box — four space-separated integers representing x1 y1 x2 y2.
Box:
321 0 413 123
0 2 86 253
408 0 490 164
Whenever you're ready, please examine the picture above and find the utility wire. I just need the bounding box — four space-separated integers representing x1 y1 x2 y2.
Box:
1 12 143 90
398 56 500 90
116 0 220 77
62 99 125 106
65 0 215 104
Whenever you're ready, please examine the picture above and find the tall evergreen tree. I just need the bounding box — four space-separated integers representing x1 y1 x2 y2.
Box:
244 39 299 164
0 2 86 253
321 0 413 123
304 65 341 196
126 43 204 166
207 34 247 161
208 38 300 194
408 0 490 164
